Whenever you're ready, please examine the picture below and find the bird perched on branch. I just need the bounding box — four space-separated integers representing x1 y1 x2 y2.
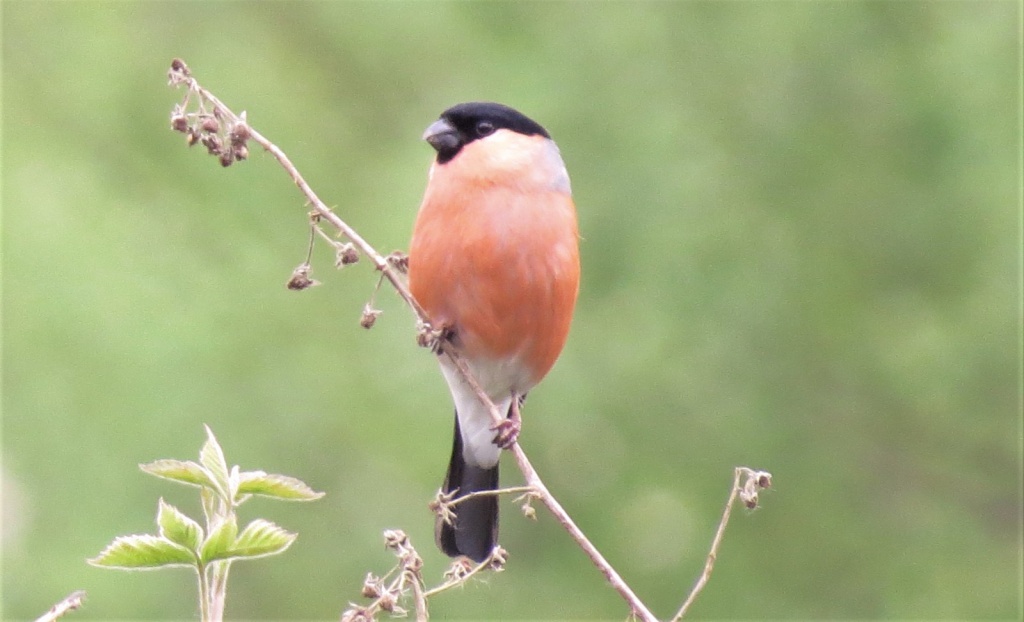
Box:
408 102 580 562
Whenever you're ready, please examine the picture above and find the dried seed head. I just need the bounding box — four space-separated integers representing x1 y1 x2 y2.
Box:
386 251 409 274
201 117 220 133
219 150 234 167
340 605 371 622
201 134 223 155
167 58 191 85
756 471 772 490
430 489 458 526
377 591 397 613
186 129 201 147
336 243 359 267
740 487 759 510
360 573 382 599
170 58 190 75
402 551 424 573
415 321 445 350
229 123 251 146
360 304 382 329
286 263 320 290
171 114 189 133
233 144 249 161
383 529 408 551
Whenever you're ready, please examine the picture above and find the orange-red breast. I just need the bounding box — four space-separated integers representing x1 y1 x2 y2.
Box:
408 102 580 562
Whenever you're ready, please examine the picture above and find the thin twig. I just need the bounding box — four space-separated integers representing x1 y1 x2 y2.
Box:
421 554 501 599
311 222 334 247
446 485 535 507
34 591 86 622
168 61 429 323
670 467 771 621
436 358 656 618
511 444 659 622
409 568 429 622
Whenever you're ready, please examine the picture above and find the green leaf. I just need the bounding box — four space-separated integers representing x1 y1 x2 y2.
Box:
88 534 196 570
237 471 326 501
199 515 238 564
226 519 297 560
198 425 231 501
157 498 203 552
140 459 216 490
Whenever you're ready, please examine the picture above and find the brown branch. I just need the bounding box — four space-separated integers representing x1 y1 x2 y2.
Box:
511 444 658 621
34 591 86 622
167 59 429 323
166 58 772 622
409 567 429 622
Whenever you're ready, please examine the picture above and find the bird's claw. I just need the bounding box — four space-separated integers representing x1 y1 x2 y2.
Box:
491 418 521 449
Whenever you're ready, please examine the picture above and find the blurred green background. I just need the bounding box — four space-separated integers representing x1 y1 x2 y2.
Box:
2 1 1021 620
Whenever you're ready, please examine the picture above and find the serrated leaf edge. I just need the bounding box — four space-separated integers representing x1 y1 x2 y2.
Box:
236 471 326 501
88 534 197 570
157 498 204 552
140 459 217 490
222 519 297 561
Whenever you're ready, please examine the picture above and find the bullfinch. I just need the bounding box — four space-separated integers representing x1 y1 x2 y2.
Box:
408 102 580 562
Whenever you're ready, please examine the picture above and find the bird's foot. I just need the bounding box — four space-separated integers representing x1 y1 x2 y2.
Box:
491 397 522 449
491 419 520 449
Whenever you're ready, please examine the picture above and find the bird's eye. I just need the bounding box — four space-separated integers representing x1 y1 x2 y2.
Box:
476 121 495 137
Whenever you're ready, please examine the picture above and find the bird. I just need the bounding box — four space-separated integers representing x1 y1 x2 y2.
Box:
407 102 580 563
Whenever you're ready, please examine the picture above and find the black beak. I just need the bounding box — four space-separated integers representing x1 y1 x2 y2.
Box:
423 118 461 154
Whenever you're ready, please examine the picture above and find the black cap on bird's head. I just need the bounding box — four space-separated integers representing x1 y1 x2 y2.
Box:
423 102 550 164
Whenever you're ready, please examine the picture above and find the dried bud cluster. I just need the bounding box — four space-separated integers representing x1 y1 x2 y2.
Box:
516 490 540 520
340 605 372 622
170 109 251 167
360 573 383 599
739 469 773 510
341 531 430 622
386 251 409 274
167 57 191 85
416 321 449 352
382 529 408 552
168 59 252 168
286 263 320 291
429 489 459 527
335 243 360 268
201 117 220 133
360 304 382 329
383 529 423 588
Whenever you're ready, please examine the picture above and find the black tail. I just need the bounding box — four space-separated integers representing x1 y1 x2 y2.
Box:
435 413 498 563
